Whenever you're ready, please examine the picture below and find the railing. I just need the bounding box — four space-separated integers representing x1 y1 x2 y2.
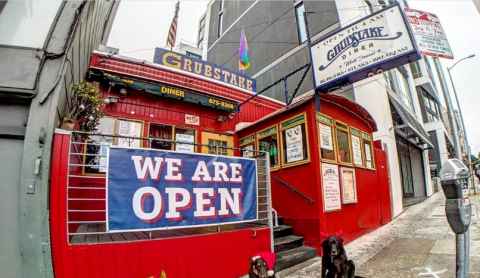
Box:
67 131 273 247
274 176 315 204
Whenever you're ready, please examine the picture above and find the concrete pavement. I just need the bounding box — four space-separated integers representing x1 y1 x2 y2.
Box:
278 189 480 278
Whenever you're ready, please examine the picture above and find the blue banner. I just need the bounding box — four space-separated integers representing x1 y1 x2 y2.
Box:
107 147 258 232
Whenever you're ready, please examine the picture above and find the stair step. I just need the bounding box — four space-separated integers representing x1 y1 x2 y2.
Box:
274 246 318 272
274 235 303 253
273 225 293 238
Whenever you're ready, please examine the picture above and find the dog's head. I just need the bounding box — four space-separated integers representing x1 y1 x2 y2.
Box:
250 257 268 278
321 235 344 257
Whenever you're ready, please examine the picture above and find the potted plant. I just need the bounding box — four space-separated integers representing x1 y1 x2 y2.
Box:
62 80 104 132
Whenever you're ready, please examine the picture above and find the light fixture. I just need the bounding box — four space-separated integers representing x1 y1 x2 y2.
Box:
225 131 234 135
228 112 236 119
119 88 127 99
217 116 227 122
104 96 119 104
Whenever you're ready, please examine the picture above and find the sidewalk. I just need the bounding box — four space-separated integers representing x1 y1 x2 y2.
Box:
278 190 480 278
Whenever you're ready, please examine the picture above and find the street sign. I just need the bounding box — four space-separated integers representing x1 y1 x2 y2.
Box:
404 7 453 59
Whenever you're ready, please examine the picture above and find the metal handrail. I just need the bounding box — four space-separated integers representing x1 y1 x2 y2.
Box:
274 176 315 203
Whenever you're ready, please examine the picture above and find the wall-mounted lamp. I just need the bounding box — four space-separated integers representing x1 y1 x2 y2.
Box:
228 112 236 119
225 131 234 135
376 69 384 75
119 88 127 99
217 116 227 122
104 96 119 104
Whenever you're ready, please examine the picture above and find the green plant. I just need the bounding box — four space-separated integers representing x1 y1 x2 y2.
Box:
68 81 104 132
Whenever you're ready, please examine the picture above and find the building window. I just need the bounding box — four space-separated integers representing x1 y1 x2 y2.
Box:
218 0 224 37
257 125 280 170
422 91 439 123
387 69 415 112
186 51 202 59
362 132 375 169
378 0 388 9
364 0 375 14
0 0 63 48
295 1 307 43
150 124 197 152
240 134 256 158
318 113 336 162
198 15 206 49
410 61 423 79
84 117 143 174
208 139 228 156
335 121 352 164
280 113 309 167
350 128 364 166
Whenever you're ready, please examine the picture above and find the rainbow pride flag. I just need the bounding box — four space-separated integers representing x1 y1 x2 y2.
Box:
239 27 250 71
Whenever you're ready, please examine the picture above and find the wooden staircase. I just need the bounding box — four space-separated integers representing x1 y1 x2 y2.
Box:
273 217 317 272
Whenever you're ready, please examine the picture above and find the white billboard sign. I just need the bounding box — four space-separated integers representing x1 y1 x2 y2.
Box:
404 7 453 59
310 4 420 91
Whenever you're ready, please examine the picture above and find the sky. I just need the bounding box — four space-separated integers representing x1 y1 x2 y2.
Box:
107 0 480 156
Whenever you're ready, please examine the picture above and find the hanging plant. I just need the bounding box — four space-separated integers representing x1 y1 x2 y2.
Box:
62 81 104 133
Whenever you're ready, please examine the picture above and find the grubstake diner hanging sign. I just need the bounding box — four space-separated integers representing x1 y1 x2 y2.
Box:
310 3 421 92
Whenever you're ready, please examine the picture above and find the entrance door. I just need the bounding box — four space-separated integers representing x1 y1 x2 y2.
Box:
396 137 426 206
201 132 234 156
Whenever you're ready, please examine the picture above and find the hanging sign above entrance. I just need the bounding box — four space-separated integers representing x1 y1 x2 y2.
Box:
310 4 421 92
404 7 453 59
154 48 256 93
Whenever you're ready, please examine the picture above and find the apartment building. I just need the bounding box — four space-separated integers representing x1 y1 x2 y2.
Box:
202 0 453 217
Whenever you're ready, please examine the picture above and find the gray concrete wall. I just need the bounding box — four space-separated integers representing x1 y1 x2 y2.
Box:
207 0 339 102
0 1 120 277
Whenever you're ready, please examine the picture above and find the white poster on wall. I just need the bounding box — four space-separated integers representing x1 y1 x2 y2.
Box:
351 135 362 165
243 144 254 158
319 123 333 150
321 163 341 212
286 125 303 163
175 133 195 153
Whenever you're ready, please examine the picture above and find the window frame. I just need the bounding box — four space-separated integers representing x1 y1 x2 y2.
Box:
294 1 307 44
334 120 353 166
82 117 145 176
317 112 337 163
239 133 256 158
217 0 224 37
350 127 364 167
362 132 375 170
279 112 310 168
257 124 281 171
148 122 198 153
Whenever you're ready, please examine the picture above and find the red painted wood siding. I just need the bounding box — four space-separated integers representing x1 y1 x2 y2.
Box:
50 133 272 278
90 53 283 133
236 97 390 255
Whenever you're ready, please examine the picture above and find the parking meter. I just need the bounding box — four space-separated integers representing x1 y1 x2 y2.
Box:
439 159 471 234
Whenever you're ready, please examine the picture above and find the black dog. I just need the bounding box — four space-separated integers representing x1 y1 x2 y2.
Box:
321 235 356 278
248 257 276 278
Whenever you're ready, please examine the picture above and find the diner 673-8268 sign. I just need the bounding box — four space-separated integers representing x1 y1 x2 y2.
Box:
310 4 421 91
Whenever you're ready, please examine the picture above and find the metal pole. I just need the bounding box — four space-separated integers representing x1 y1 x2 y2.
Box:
433 57 461 160
456 233 465 278
447 67 475 194
303 11 321 112
465 229 470 278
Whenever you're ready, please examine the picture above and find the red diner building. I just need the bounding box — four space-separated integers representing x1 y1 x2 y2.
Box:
49 48 391 278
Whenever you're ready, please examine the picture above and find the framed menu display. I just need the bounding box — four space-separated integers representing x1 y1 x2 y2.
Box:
341 167 357 204
321 163 341 212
